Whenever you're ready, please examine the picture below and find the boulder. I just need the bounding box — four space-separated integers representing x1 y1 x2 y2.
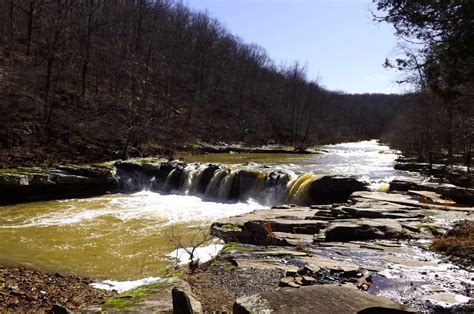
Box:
211 208 325 246
266 171 292 188
102 277 200 312
171 287 202 313
115 160 187 192
308 176 368 204
389 179 419 192
300 256 360 276
233 285 415 314
394 163 431 172
50 304 73 314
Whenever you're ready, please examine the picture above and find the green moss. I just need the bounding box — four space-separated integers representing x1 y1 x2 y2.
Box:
417 223 441 234
102 281 168 311
221 223 242 232
220 242 238 254
219 242 250 254
222 261 235 271
170 270 184 277
87 161 116 167
136 158 160 165
0 166 48 176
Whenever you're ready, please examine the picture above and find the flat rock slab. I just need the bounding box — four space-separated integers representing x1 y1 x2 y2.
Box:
216 207 319 226
102 277 201 312
234 284 416 314
408 190 456 205
212 208 326 245
300 256 360 275
352 191 472 211
234 259 299 273
271 232 315 245
390 179 474 205
338 200 424 219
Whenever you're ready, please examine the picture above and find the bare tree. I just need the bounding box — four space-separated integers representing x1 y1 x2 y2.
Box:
168 229 215 273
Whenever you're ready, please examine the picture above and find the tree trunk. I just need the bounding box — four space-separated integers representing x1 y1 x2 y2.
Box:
7 0 14 55
446 105 454 166
26 1 34 56
43 54 54 126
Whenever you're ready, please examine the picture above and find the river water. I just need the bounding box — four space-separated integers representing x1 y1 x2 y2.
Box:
0 140 420 281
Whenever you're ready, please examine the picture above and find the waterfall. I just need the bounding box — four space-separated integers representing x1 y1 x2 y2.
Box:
217 170 236 199
181 164 204 194
286 173 319 205
115 160 367 206
205 169 229 197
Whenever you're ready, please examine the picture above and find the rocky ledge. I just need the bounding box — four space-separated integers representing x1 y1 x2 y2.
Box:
0 159 369 206
196 190 473 312
394 161 472 188
182 142 321 154
390 178 474 205
0 164 118 205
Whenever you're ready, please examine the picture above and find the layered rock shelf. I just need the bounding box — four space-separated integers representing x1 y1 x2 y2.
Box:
1 158 473 312
0 159 370 206
203 190 473 312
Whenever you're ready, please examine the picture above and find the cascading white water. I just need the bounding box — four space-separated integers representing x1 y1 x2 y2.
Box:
0 140 418 283
142 139 421 206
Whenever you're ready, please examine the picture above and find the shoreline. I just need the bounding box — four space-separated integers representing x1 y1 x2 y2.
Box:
0 264 115 312
0 147 472 312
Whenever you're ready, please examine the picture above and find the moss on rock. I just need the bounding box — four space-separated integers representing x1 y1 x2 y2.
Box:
102 281 169 311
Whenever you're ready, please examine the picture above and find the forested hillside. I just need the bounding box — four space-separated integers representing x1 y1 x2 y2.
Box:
0 0 405 166
376 0 473 169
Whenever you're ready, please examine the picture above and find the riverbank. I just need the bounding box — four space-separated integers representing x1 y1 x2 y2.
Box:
0 141 472 312
0 265 115 312
431 220 474 269
1 192 471 312
98 186 473 312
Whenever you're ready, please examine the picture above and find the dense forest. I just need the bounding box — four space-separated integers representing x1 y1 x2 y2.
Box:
0 0 408 166
376 0 473 169
0 0 469 168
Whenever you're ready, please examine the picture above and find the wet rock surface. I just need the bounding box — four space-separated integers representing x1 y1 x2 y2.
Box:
394 162 473 188
0 159 370 207
0 265 115 312
101 277 200 312
390 178 474 205
308 175 369 204
0 164 117 205
234 285 416 314
203 190 474 312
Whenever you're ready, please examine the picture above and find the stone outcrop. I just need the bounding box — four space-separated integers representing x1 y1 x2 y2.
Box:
394 162 472 188
171 287 202 314
390 179 474 205
193 142 320 155
205 188 472 312
0 165 117 205
102 277 201 313
211 207 327 245
210 191 454 246
308 176 369 204
0 159 370 207
233 285 416 314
